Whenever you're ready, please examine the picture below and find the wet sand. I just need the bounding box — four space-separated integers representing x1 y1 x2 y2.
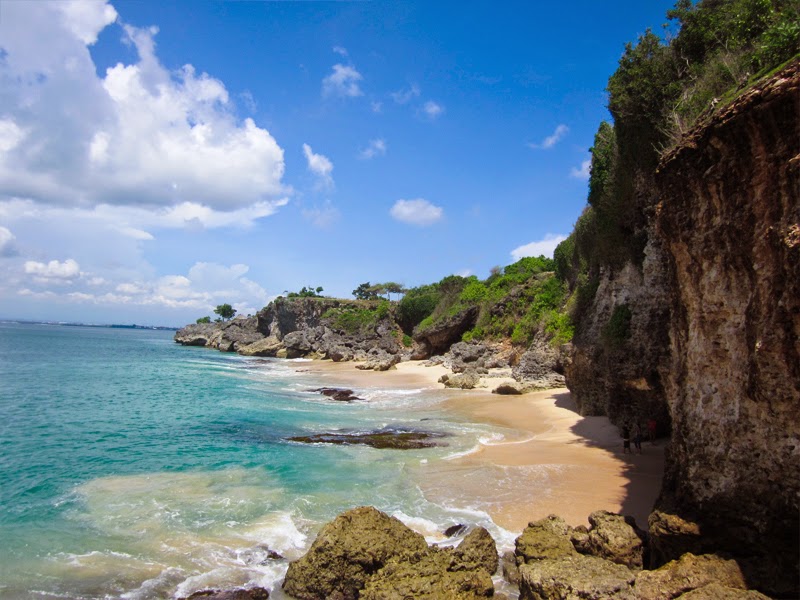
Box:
300 359 665 533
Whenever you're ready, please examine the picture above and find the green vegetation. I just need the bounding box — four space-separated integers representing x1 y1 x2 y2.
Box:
395 255 572 348
214 303 236 321
555 0 798 344
402 334 413 347
287 286 324 298
322 300 391 334
196 316 211 324
352 281 407 300
603 304 633 347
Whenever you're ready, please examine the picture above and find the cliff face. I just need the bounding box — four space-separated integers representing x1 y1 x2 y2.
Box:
654 60 799 586
565 237 671 429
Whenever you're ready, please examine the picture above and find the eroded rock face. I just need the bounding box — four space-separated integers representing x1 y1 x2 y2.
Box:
282 506 429 600
412 306 479 357
655 61 800 595
585 510 646 570
174 317 263 352
514 515 577 564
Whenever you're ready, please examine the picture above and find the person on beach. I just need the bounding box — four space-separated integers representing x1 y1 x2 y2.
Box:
633 422 643 454
647 418 657 444
621 424 631 454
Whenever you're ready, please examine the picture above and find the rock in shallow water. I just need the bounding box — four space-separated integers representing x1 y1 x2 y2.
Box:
179 587 270 600
287 428 449 450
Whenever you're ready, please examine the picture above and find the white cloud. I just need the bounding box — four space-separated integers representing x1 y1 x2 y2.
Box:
390 198 443 227
571 157 592 180
0 226 18 257
55 0 118 45
359 138 387 160
332 46 348 57
303 143 334 189
371 101 383 113
24 258 81 279
528 124 569 150
391 84 420 105
322 63 363 98
0 2 287 212
302 201 340 229
422 101 444 119
510 234 568 261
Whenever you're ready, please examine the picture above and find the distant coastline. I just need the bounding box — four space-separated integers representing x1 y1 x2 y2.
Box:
0 319 178 331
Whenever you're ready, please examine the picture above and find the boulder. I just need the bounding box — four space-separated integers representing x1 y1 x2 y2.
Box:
355 349 400 371
238 336 283 357
444 524 468 538
440 372 481 390
179 588 269 600
634 553 747 600
518 555 636 600
647 510 707 567
282 506 429 600
360 545 494 600
450 527 498 574
501 550 521 586
492 382 524 395
446 341 492 373
515 515 577 564
585 510 646 569
310 388 361 402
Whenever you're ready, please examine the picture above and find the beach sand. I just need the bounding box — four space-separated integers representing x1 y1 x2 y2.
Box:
300 359 665 534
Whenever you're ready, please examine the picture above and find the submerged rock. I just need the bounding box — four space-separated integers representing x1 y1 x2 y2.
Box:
179 588 270 600
309 387 362 402
288 428 449 450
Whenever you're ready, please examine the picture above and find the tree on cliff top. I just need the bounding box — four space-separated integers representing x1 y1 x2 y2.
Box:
214 303 237 321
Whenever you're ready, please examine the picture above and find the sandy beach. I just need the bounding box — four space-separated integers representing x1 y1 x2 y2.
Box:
298 359 665 533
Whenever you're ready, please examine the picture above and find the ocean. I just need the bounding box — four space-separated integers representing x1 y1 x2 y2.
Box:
0 322 519 599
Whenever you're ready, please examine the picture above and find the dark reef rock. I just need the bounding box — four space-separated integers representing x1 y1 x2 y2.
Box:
444 524 468 538
179 588 269 600
309 387 362 402
288 427 449 450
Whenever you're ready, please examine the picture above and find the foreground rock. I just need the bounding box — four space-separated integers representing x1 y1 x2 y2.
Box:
585 510 646 570
282 507 497 600
634 553 748 600
519 554 636 600
288 428 448 450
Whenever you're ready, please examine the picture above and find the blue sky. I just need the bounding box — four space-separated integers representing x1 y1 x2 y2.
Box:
0 0 676 326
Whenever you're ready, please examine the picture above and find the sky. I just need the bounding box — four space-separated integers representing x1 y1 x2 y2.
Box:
0 0 676 327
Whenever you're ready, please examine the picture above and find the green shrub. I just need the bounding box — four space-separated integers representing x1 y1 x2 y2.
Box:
402 334 413 347
603 304 632 347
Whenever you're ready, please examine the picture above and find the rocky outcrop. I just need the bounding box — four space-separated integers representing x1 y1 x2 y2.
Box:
412 306 478 357
174 317 263 352
634 553 748 600
654 61 800 596
519 554 636 600
585 510 646 570
282 507 497 600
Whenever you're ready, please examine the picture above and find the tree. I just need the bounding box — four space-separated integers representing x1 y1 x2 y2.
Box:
214 303 237 321
196 316 211 324
353 282 380 300
384 282 405 301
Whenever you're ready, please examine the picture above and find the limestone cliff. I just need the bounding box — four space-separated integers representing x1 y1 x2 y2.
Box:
654 60 799 593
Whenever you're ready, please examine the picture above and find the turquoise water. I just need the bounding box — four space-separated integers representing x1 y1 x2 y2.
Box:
0 323 513 599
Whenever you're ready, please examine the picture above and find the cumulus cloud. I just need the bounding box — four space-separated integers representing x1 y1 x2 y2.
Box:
303 143 334 189
571 157 592 180
390 199 443 227
24 258 82 279
359 138 387 160
322 64 363 98
528 124 569 150
510 234 568 261
0 1 287 212
332 46 348 57
0 226 19 257
391 84 420 105
422 101 444 119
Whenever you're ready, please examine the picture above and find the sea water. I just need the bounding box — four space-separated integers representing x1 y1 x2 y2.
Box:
0 322 519 599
